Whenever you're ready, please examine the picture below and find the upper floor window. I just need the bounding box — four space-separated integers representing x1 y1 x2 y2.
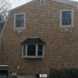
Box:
40 0 45 6
14 13 25 30
60 10 74 27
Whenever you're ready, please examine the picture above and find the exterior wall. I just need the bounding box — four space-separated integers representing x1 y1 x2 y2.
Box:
1 0 78 74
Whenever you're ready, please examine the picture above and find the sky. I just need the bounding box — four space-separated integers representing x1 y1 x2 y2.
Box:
9 0 32 8
10 0 78 9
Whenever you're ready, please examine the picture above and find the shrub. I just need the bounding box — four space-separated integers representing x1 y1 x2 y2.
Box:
48 68 78 78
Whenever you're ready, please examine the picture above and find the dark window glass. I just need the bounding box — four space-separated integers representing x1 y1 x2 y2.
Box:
16 14 24 27
38 45 43 56
62 11 71 18
62 11 72 25
27 45 36 56
38 51 43 56
62 19 71 25
38 45 43 50
23 45 26 56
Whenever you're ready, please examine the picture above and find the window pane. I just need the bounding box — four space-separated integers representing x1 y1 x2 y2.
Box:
38 51 43 56
62 11 71 18
23 45 26 56
27 45 36 56
62 19 71 25
62 11 72 25
16 14 24 27
38 45 43 56
38 45 43 50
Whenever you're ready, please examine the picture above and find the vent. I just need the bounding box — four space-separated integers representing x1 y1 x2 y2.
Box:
40 0 45 6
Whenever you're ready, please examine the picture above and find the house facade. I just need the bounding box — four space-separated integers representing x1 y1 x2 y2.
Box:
1 0 78 75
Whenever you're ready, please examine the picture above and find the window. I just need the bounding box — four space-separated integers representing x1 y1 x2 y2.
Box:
22 44 44 58
60 10 74 27
27 45 36 56
21 38 45 58
40 0 45 6
14 13 25 29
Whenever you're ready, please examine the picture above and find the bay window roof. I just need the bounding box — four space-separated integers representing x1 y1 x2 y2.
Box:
21 38 46 45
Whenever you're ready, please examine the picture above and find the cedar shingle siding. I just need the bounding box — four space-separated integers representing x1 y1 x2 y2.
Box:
1 0 78 74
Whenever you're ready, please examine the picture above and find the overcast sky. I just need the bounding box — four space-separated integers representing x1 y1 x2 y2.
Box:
10 0 78 9
10 0 32 8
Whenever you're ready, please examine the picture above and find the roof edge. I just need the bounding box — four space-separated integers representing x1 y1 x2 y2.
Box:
10 0 37 11
10 0 78 11
51 0 77 7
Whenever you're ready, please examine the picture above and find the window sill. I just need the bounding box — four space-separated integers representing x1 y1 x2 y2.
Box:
22 56 44 59
60 25 74 28
14 27 25 30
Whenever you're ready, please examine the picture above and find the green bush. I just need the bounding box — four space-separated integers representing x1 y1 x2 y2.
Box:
48 68 78 78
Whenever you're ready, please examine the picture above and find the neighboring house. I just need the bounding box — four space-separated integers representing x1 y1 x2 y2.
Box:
1 0 78 75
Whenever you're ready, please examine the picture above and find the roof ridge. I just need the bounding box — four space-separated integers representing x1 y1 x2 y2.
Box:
11 0 78 11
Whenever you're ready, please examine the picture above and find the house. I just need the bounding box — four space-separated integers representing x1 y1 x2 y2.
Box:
1 0 78 76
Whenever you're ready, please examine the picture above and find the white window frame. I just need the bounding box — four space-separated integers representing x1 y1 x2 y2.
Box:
60 9 74 28
14 13 26 30
40 0 45 6
22 44 45 58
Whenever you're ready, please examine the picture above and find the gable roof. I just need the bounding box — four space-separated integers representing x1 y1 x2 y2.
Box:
0 0 78 37
11 0 78 11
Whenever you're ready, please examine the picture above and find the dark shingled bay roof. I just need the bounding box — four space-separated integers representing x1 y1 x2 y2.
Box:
21 38 46 45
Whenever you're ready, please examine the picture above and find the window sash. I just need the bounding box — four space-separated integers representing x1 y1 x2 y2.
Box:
27 45 36 56
22 44 44 58
62 18 71 25
14 13 25 29
60 10 73 27
62 11 72 18
16 14 24 27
